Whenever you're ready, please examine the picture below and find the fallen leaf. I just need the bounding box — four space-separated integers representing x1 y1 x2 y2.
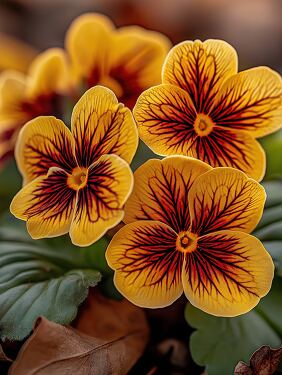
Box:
0 344 11 362
9 290 149 375
234 345 282 375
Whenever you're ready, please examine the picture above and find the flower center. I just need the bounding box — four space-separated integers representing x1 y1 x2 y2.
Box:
67 167 88 190
194 113 214 136
176 231 198 253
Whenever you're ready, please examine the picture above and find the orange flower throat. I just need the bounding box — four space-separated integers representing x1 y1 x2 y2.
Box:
194 113 214 136
67 167 88 190
176 231 198 253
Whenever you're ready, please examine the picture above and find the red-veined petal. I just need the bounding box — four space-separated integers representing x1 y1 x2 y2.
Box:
70 154 133 247
134 84 197 156
124 156 211 232
189 167 266 235
15 116 76 184
10 167 76 239
162 39 238 112
182 231 274 317
106 220 183 308
211 67 282 138
71 86 138 166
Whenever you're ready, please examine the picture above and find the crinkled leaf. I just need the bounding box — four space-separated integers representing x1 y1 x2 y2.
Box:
9 292 149 375
0 220 106 340
185 278 282 375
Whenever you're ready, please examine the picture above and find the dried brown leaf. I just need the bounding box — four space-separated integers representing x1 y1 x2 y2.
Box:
234 345 282 375
9 290 149 375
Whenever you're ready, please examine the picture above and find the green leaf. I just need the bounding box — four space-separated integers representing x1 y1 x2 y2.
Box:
260 130 282 180
0 160 21 214
131 140 161 171
254 181 282 276
185 278 282 375
0 219 106 340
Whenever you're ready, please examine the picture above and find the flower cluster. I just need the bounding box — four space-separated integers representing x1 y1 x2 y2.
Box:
2 13 282 317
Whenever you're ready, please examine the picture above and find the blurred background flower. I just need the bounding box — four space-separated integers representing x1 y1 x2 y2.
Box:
0 0 281 72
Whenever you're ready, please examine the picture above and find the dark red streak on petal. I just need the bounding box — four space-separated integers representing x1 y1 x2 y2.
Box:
135 164 191 232
210 87 281 132
74 106 126 167
23 129 77 177
185 233 258 299
191 183 256 235
171 47 222 113
117 224 183 290
24 170 76 221
74 158 121 224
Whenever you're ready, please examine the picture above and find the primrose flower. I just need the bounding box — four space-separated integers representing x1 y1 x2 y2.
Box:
10 86 138 247
134 40 282 181
0 48 69 167
106 156 274 317
66 13 171 108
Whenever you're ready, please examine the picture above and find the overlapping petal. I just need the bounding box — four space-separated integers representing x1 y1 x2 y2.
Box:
26 48 69 99
134 84 197 156
211 67 282 138
106 221 183 308
162 39 238 112
124 156 211 232
15 116 77 184
65 13 171 108
65 13 114 81
10 167 76 239
71 86 138 167
0 70 27 120
186 128 266 181
70 154 133 247
108 26 171 107
189 168 266 235
182 231 274 316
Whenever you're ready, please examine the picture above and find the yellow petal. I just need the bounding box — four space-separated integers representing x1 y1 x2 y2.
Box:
134 83 266 180
0 70 27 119
0 32 37 73
65 13 114 80
134 84 197 156
10 167 76 239
15 116 76 184
71 86 138 166
27 48 70 98
182 230 274 317
106 220 183 308
210 67 282 138
189 167 266 235
162 39 238 112
183 127 266 181
124 156 211 232
107 26 171 107
70 154 133 247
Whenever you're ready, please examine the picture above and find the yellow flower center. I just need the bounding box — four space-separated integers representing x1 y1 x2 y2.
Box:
68 167 88 190
194 113 214 136
176 231 198 253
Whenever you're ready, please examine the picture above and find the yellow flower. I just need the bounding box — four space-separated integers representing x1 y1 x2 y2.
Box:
134 40 282 181
0 32 37 73
106 156 274 317
65 13 171 108
0 48 69 167
10 86 138 247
